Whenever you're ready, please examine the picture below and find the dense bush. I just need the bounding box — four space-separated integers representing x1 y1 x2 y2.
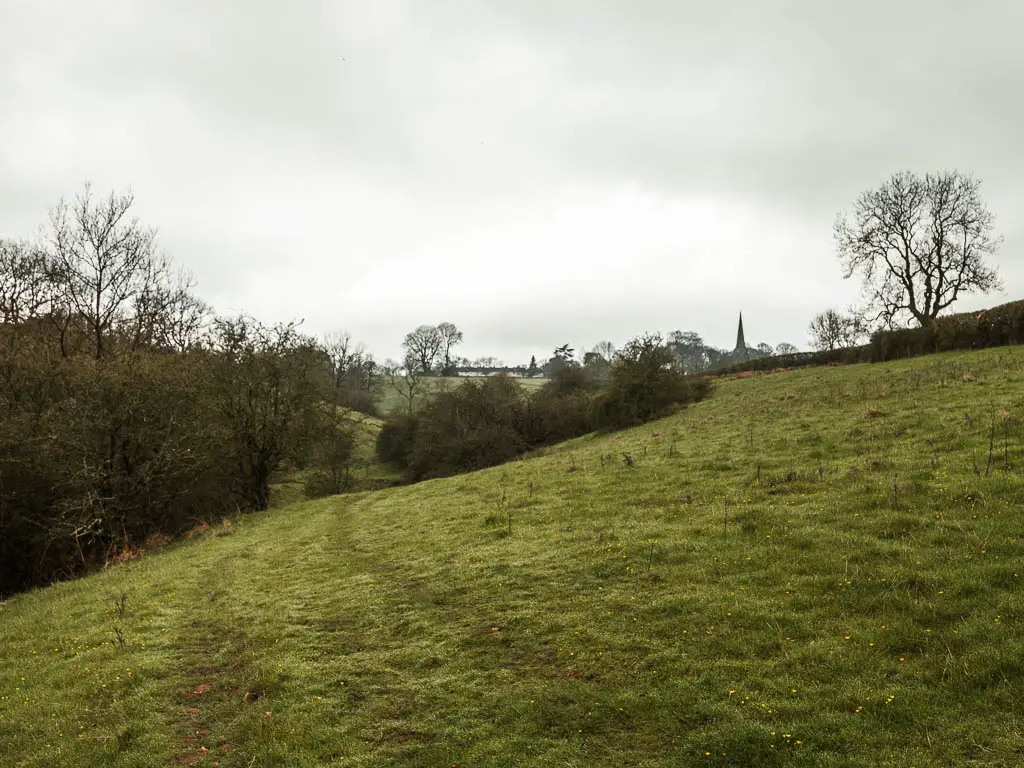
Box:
303 418 358 498
405 377 528 479
377 333 712 481
521 366 594 446
335 387 380 418
376 412 421 467
591 333 710 429
0 318 357 596
522 389 593 446
542 365 597 397
0 338 233 594
207 317 342 511
0 188 368 595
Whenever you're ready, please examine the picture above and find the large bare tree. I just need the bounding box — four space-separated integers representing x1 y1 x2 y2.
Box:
46 184 165 358
835 170 1002 328
436 321 463 374
402 324 443 375
323 330 359 387
385 356 423 413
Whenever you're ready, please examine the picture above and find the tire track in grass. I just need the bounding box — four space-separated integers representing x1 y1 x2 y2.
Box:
166 542 259 767
167 497 363 766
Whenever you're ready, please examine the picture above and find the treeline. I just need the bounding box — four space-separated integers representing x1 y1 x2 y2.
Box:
377 333 712 481
0 187 374 595
716 300 1024 376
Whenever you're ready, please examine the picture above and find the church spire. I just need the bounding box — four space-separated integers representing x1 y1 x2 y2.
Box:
734 312 748 360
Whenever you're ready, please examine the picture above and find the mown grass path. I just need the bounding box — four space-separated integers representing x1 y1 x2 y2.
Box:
3 348 1024 766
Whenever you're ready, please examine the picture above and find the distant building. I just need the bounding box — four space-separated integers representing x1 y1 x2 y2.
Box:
455 366 527 378
732 312 749 362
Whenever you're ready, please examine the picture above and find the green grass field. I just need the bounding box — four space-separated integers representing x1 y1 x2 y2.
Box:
3 348 1024 766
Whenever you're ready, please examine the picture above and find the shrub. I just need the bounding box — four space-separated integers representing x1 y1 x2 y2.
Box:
405 377 527 480
543 365 596 397
522 371 593 446
0 347 236 595
335 387 380 417
303 421 357 498
0 315 361 595
376 412 421 468
591 333 710 429
522 390 592 446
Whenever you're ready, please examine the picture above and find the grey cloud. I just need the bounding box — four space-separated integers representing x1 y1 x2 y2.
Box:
1 0 1021 361
479 1 1024 208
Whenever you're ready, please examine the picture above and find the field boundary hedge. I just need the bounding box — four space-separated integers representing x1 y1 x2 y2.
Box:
712 299 1024 376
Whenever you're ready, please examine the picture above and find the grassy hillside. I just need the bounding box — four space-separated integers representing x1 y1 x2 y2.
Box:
2 348 1024 767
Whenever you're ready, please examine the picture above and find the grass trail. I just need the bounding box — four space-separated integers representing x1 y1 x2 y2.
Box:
3 348 1024 766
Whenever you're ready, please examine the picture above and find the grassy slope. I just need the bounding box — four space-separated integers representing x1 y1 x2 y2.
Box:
2 348 1024 767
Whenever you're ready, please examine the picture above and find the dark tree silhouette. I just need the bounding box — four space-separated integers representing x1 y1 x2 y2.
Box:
402 325 443 374
835 170 1002 328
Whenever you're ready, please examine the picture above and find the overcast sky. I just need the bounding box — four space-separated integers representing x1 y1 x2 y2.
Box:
2 1 1022 363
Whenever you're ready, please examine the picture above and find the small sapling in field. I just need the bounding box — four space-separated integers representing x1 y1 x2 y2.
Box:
112 592 129 619
108 592 130 649
1001 409 1011 471
985 415 995 477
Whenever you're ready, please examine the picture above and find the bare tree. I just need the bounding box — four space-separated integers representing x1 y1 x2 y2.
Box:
592 340 616 361
385 356 423 413
208 316 330 510
46 184 166 358
775 342 799 355
436 321 463 374
666 331 710 372
835 170 1002 328
323 330 358 387
472 355 504 368
402 324 443 375
158 283 211 352
808 309 864 351
324 331 379 397
132 268 210 352
0 239 51 323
